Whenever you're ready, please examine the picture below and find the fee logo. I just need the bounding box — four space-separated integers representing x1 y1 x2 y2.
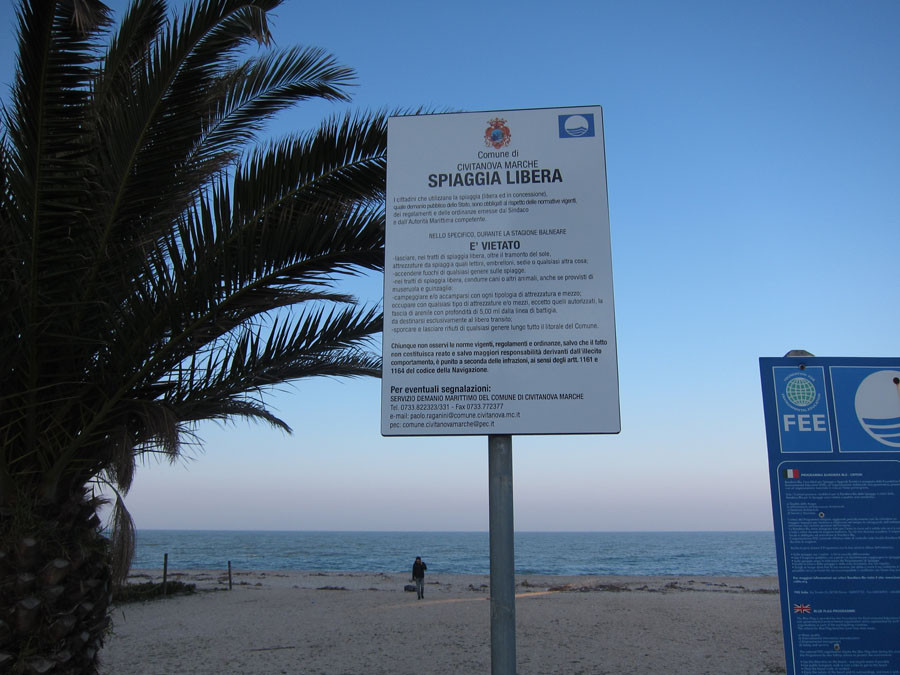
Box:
484 118 511 149
782 372 820 412
773 366 832 453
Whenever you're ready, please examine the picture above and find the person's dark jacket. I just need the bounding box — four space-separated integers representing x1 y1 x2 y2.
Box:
412 560 427 579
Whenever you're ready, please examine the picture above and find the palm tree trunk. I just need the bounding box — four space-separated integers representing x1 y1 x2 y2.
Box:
0 489 112 674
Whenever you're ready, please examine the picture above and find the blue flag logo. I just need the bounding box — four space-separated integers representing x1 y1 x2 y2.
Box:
558 114 595 138
832 366 900 451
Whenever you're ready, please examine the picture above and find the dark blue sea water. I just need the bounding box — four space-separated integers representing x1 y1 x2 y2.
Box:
132 531 777 576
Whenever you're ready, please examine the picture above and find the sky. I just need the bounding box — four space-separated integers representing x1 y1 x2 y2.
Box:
2 0 898 532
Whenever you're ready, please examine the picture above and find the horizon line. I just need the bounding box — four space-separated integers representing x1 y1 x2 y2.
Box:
132 528 776 534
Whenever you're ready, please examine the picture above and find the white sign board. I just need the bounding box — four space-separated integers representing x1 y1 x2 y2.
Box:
382 106 619 436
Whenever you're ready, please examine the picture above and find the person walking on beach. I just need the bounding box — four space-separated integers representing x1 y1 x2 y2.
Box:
411 556 427 599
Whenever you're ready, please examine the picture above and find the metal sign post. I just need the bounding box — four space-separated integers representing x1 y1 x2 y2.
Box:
488 434 516 674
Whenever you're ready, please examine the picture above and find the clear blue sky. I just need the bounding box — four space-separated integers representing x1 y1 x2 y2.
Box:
2 0 898 531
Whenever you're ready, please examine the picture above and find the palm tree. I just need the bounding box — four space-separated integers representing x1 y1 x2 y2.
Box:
0 0 389 671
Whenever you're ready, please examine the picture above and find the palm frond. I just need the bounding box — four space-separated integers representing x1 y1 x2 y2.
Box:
2 1 112 492
96 0 167 105
157 311 382 433
237 110 390 222
103 481 136 584
198 46 354 158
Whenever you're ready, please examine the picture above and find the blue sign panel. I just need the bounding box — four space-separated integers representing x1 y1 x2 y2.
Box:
760 357 900 675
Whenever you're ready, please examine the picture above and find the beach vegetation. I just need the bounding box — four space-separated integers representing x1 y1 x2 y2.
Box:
0 0 389 671
112 580 197 603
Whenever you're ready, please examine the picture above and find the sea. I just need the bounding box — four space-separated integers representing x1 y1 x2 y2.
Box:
132 530 777 577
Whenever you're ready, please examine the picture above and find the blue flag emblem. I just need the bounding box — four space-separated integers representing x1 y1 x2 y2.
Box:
558 114 595 138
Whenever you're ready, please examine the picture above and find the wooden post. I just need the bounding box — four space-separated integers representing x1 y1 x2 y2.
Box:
162 553 168 596
228 560 233 590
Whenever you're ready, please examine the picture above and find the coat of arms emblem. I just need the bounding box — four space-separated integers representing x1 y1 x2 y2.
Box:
484 118 511 149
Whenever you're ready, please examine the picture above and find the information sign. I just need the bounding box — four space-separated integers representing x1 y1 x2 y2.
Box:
760 357 900 674
382 107 619 436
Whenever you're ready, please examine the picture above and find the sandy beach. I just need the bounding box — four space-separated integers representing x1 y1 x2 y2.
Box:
101 569 786 674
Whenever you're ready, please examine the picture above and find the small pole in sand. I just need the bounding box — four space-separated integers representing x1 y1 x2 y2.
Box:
162 553 168 596
489 434 516 674
228 561 233 590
